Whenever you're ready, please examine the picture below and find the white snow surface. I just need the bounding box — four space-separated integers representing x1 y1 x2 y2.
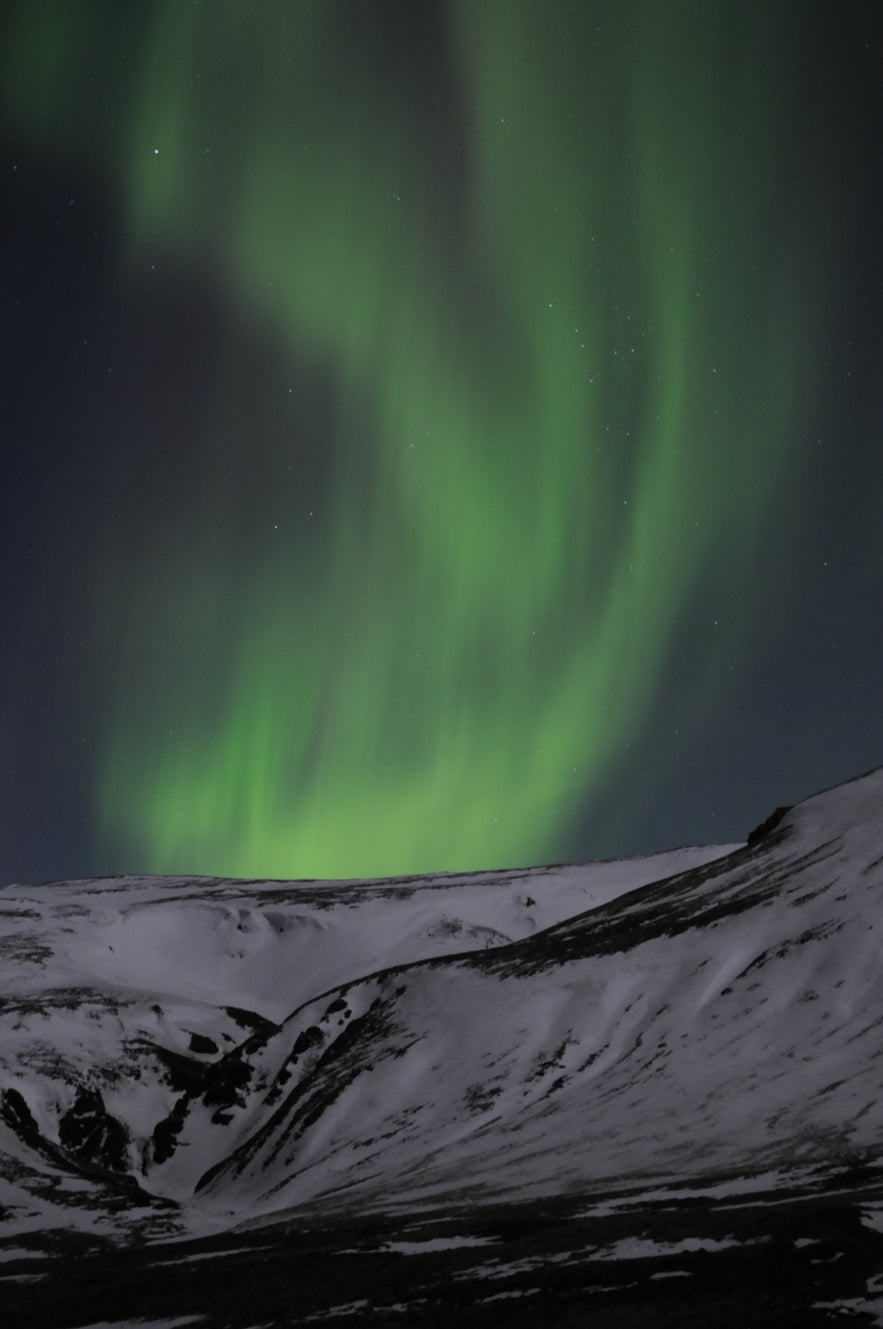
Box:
76 1321 204 1329
384 1235 499 1254
1 764 882 1242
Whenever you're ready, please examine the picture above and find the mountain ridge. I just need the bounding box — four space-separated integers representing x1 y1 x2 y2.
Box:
1 767 882 1325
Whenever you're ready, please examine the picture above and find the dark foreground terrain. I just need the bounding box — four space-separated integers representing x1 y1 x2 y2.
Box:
4 1169 883 1327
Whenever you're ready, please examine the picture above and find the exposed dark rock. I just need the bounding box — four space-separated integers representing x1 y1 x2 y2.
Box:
58 1087 129 1173
747 805 792 847
152 1096 188 1166
292 1025 324 1057
225 1006 277 1036
188 1032 218 1056
202 1052 252 1109
1 1086 42 1150
151 1045 208 1095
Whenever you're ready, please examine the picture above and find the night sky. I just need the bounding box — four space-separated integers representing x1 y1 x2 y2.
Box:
2 0 881 887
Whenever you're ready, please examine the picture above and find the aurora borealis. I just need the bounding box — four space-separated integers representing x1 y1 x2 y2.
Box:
2 2 881 884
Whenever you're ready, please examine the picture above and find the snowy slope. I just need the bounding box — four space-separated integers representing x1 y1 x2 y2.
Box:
1 767 881 1252
189 766 883 1223
0 844 729 1241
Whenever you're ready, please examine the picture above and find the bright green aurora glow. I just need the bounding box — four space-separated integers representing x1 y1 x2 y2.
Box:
4 2 826 877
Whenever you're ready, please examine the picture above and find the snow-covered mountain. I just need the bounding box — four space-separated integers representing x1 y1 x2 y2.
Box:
2 767 883 1326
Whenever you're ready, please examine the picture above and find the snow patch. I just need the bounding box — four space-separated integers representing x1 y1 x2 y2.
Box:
384 1234 499 1254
